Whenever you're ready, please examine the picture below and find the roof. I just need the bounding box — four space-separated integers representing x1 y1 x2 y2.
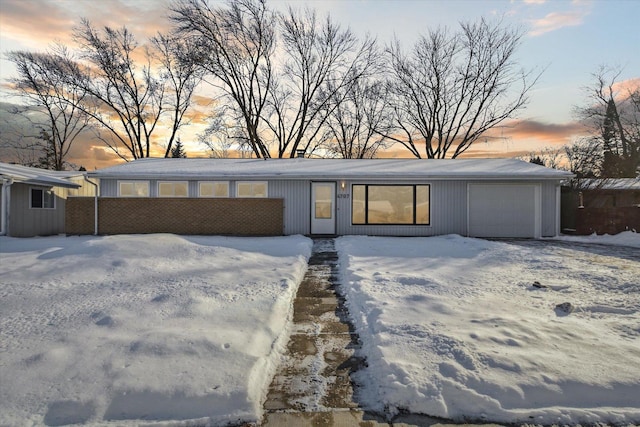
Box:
89 158 574 181
579 178 640 191
0 162 83 189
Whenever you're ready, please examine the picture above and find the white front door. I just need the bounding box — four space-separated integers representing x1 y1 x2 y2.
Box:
311 182 336 234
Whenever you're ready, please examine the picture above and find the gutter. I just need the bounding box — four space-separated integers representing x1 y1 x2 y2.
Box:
1 178 13 236
83 176 99 236
89 173 575 181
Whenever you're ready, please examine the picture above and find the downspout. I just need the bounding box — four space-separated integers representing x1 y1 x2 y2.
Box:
1 178 13 236
84 176 99 236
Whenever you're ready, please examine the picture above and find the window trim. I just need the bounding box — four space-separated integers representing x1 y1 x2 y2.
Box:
118 181 150 197
198 181 230 198
30 187 56 209
236 181 268 198
352 184 430 226
158 181 189 198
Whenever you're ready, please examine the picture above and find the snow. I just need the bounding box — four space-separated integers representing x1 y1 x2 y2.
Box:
0 234 312 426
554 230 640 248
89 157 573 181
337 234 640 425
1 161 83 188
3 232 638 426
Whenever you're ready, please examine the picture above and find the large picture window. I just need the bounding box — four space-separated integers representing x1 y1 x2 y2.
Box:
30 188 55 209
158 181 188 197
352 184 430 225
199 181 229 198
236 181 268 198
119 181 149 197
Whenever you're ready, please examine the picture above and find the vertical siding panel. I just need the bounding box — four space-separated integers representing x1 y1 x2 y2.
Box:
100 179 118 197
9 183 66 237
268 180 310 235
541 181 559 237
432 181 468 236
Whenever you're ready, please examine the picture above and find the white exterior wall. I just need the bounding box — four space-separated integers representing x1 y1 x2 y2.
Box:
541 181 561 237
98 178 562 237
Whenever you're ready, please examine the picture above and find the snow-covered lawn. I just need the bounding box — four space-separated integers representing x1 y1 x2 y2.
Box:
337 234 640 426
0 234 312 426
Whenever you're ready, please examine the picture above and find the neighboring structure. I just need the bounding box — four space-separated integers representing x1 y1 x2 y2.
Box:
562 178 640 235
0 162 95 237
69 157 573 238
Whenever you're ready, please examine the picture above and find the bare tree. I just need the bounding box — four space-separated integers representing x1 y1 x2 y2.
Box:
170 0 275 158
5 48 91 170
150 32 205 158
324 78 391 158
564 138 603 180
575 66 639 177
521 146 562 169
198 109 253 158
56 19 203 161
384 18 539 159
265 6 378 158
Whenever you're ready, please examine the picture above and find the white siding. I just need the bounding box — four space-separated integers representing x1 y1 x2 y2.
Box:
9 183 66 237
268 180 310 235
96 177 562 237
541 181 560 237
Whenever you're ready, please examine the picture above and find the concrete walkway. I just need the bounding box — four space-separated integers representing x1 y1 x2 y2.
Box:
263 238 369 416
261 239 499 427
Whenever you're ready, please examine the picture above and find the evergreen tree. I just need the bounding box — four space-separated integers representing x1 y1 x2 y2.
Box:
170 139 187 158
529 156 545 166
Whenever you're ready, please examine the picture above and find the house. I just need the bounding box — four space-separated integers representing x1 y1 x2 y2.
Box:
0 162 96 237
68 157 573 238
561 178 640 234
576 178 640 208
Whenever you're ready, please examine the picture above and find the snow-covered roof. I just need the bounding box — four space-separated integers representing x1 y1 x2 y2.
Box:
90 158 574 181
0 162 83 189
579 178 640 191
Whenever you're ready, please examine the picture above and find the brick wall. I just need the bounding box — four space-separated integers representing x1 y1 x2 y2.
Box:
66 197 284 236
575 206 640 235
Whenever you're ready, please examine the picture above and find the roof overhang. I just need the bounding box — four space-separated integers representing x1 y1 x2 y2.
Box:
88 158 575 182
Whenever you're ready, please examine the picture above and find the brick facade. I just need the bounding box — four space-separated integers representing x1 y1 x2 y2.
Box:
66 197 284 236
575 206 640 235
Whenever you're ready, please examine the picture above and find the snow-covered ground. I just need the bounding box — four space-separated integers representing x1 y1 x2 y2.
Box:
337 234 640 426
0 234 312 426
553 230 640 248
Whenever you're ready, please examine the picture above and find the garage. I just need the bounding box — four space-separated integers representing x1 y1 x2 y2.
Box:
468 184 541 238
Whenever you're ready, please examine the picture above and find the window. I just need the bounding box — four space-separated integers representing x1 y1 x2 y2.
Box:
158 181 188 197
199 181 229 198
119 181 149 197
30 188 55 209
236 181 268 198
352 184 430 225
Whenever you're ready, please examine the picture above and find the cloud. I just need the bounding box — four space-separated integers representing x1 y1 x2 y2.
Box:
612 77 640 98
378 118 588 159
528 6 590 36
0 0 169 51
0 0 77 48
523 0 546 4
489 119 587 143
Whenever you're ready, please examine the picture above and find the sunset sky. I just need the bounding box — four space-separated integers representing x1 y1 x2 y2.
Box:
1 0 639 169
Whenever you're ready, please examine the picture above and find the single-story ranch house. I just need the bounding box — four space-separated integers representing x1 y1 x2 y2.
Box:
1 162 95 237
66 157 573 239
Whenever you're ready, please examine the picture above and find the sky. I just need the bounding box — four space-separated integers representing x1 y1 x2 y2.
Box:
0 0 639 169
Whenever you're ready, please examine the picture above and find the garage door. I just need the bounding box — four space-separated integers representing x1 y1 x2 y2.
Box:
468 184 540 238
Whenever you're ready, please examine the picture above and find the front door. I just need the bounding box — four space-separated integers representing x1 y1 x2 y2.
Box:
311 182 336 234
